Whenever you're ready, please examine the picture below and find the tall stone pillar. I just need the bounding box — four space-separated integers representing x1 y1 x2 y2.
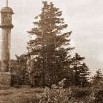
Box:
0 6 14 89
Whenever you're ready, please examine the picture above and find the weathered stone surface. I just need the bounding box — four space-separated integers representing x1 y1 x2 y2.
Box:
0 72 11 89
0 6 14 72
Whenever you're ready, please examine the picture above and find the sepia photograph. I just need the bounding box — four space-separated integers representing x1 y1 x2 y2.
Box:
0 0 103 103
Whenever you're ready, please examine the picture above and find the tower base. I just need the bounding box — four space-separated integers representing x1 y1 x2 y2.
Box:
0 72 11 89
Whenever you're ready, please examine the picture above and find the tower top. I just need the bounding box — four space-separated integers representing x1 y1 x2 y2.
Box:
0 0 14 14
1 7 14 14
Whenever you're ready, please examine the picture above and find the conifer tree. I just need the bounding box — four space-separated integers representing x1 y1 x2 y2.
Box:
91 70 103 103
27 1 72 86
71 53 90 87
92 69 103 88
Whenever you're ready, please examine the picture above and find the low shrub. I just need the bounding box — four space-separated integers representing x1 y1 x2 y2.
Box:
72 88 91 99
93 89 103 103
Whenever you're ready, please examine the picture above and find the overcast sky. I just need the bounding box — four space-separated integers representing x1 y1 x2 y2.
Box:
0 0 103 74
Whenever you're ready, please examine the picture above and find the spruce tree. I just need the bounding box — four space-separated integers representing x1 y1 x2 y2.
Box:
92 69 103 88
71 53 90 87
27 1 72 86
92 70 103 103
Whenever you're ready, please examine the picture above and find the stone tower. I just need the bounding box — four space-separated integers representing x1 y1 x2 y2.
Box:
0 0 14 89
0 0 14 72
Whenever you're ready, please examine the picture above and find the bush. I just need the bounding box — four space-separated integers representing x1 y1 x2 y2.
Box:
72 88 91 99
38 79 71 103
93 89 103 103
38 87 70 103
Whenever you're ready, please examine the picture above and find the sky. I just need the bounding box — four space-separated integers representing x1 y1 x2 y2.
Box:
0 0 103 75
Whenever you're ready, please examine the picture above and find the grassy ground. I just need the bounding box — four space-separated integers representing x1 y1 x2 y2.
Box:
0 87 97 103
0 88 43 103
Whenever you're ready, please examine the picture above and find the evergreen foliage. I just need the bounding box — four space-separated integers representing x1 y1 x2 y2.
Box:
71 53 90 87
92 69 103 89
27 1 72 86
